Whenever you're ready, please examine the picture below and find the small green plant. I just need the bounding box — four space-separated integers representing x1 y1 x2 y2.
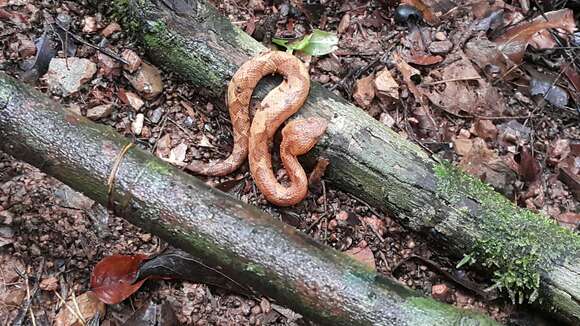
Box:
272 29 338 56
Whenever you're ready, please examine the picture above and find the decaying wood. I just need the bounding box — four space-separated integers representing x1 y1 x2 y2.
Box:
105 0 580 323
0 72 500 325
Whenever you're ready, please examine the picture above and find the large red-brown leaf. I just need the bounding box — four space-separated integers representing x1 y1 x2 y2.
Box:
90 254 149 304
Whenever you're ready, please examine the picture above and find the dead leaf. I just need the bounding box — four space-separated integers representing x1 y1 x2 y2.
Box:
393 52 425 106
464 38 515 79
421 52 506 116
90 254 149 304
353 74 375 108
39 276 59 291
405 53 444 65
155 134 172 158
337 13 350 34
374 69 399 101
517 147 542 182
122 301 178 326
345 243 376 271
54 291 105 326
308 157 329 193
401 0 439 25
547 139 570 166
558 154 579 201
494 9 576 63
459 138 517 197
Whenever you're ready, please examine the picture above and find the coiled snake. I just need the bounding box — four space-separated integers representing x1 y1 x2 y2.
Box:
186 51 327 206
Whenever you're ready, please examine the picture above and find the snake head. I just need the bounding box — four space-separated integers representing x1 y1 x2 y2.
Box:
282 117 328 156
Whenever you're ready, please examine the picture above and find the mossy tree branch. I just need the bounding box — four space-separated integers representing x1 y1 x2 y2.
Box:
0 72 500 325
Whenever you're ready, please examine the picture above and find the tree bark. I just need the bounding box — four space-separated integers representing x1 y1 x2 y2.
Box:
0 72 500 325
105 0 580 323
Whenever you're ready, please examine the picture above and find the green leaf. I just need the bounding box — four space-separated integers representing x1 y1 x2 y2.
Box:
456 254 473 268
300 29 338 56
271 29 338 57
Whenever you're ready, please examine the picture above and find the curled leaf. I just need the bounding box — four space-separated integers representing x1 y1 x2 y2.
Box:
494 9 576 63
90 254 149 304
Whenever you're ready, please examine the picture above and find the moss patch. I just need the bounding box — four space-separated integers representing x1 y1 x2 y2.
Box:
435 161 580 304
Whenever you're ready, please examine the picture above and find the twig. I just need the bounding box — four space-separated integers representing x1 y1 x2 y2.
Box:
420 76 482 86
11 259 44 326
53 21 128 64
53 291 86 326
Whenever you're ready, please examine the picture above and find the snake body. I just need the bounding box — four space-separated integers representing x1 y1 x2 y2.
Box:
186 51 327 206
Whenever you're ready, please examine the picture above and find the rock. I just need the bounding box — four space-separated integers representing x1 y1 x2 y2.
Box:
556 212 579 230
248 0 265 12
16 33 36 57
100 22 121 37
379 112 395 128
86 104 113 120
0 226 14 247
125 63 163 100
97 51 121 78
149 107 163 124
547 139 570 166
473 119 497 140
132 113 145 135
453 138 473 156
54 184 94 210
434 31 447 41
345 243 376 271
374 69 399 100
431 284 451 302
125 91 144 111
428 40 453 54
66 103 82 116
353 75 375 108
121 49 142 73
45 58 97 96
82 16 98 34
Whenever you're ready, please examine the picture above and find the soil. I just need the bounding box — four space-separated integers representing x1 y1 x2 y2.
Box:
0 0 578 325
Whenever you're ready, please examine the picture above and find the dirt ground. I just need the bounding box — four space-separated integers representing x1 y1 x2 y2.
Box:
0 0 578 325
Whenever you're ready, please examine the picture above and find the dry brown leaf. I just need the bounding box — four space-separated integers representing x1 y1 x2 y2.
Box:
421 52 506 117
393 52 425 106
374 69 399 101
548 139 571 166
517 147 542 182
494 9 576 63
406 53 444 65
353 74 376 108
54 291 105 326
459 138 516 197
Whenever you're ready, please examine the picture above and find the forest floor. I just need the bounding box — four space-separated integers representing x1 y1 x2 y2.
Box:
0 0 578 325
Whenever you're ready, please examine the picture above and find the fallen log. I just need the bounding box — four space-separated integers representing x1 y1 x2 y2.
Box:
106 0 580 323
0 73 500 325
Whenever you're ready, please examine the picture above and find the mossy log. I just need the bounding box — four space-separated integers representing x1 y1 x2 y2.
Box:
0 72 500 325
104 0 580 323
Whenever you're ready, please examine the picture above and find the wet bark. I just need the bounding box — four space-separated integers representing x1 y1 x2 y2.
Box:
0 72 500 325
102 0 580 323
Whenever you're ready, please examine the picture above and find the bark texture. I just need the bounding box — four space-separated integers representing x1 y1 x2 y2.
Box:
0 72 500 325
106 0 580 323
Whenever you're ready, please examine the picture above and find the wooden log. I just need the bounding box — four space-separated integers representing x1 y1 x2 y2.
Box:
0 72 500 325
106 0 580 323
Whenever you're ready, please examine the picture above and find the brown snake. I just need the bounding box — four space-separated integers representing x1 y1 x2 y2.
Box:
186 51 328 206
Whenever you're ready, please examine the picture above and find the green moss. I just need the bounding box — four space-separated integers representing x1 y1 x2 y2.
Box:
407 297 501 325
111 0 144 34
434 161 580 304
244 262 266 277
